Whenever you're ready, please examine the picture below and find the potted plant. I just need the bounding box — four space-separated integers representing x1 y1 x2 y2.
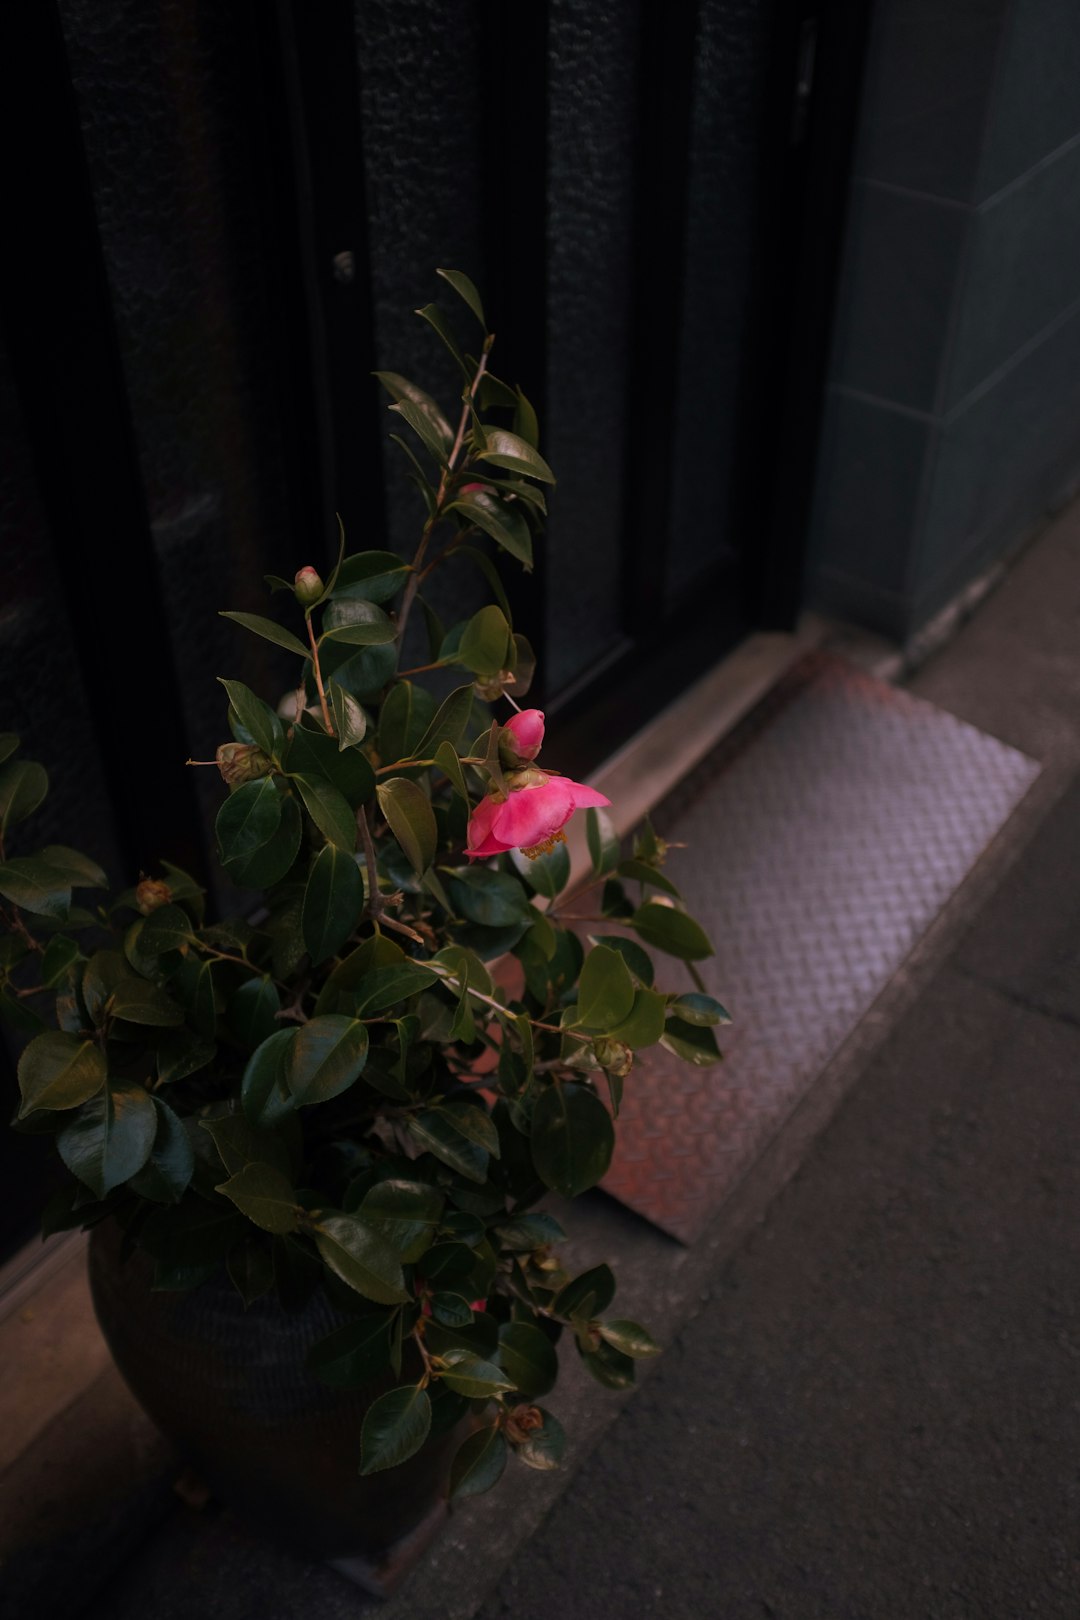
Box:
0 271 727 1578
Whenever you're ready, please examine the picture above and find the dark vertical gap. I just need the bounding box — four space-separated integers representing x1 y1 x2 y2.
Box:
621 0 700 640
0 0 209 883
733 0 871 629
275 0 385 567
478 0 550 703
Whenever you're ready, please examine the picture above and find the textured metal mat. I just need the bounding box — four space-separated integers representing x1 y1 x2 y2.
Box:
604 652 1041 1242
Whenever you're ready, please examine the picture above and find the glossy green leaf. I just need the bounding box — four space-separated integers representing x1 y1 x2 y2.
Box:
378 681 437 766
492 1212 566 1252
128 1098 194 1204
219 611 310 661
285 725 374 807
109 977 185 1027
376 777 436 874
217 778 302 888
449 1425 507 1500
307 1314 392 1389
157 1032 216 1087
40 934 80 988
618 857 681 898
388 398 450 465
660 1017 723 1066
496 1320 557 1397
608 987 667 1049
333 550 410 603
514 1407 566 1471
359 1179 444 1263
226 974 280 1050
17 1032 106 1117
321 597 397 646
373 372 453 447
0 759 48 835
287 1015 369 1106
435 267 486 328
431 1292 474 1327
531 1083 615 1198
328 681 368 749
446 867 531 928
587 934 654 987
293 775 356 852
313 931 405 1016
513 386 540 448
553 1263 617 1320
579 1338 636 1390
671 992 732 1026
349 961 439 1018
217 1162 299 1235
408 1111 489 1184
57 1081 156 1198
572 944 635 1032
201 1111 293 1179
438 1350 515 1399
476 428 555 484
241 1028 298 1127
597 1319 661 1358
360 1383 432 1475
414 302 468 373
302 843 364 965
511 839 570 900
584 807 617 880
413 684 476 758
631 902 714 962
314 1212 408 1304
134 903 195 959
434 740 470 805
457 604 511 677
37 845 108 889
448 487 533 569
218 679 284 758
0 856 71 918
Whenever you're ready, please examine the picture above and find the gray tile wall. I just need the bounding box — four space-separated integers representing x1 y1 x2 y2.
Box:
807 0 1080 640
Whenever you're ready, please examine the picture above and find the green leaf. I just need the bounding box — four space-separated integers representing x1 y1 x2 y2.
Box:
321 597 397 647
496 1320 557 1397
217 1163 299 1235
220 611 310 661
511 839 570 901
618 857 681 898
492 1212 566 1251
608 987 667 1049
388 399 451 466
241 1028 297 1127
432 1292 474 1327
579 1338 636 1390
438 1350 515 1399
157 1032 216 1087
515 1407 566 1471
293 775 356 852
0 759 48 835
285 725 374 807
128 1098 194 1204
573 944 635 1032
435 267 486 328
217 778 302 888
349 961 439 1018
313 931 405 1016
226 1237 275 1306
373 372 453 447
226 974 280 1050
109 978 185 1027
36 846 108 889
587 934 654 987
434 741 470 805
408 1111 489 1183
439 1098 500 1157
41 934 80 988
631 902 714 962
448 487 533 570
360 1384 432 1475
57 1081 156 1198
671 992 732 1026
0 734 18 765
134 903 195 960
17 1032 106 1117
314 1212 408 1304
201 1111 293 1179
307 1314 392 1389
660 1017 723 1066
378 681 437 766
0 855 71 919
597 1319 661 1358
333 550 410 604
218 679 284 758
531 1083 615 1198
476 428 556 484
287 1015 369 1106
553 1263 616 1320
457 604 512 677
446 867 531 928
413 684 476 758
513 386 540 448
376 778 436 874
328 681 368 749
302 843 364 964
449 1425 507 1500
359 1179 444 1263
414 302 468 373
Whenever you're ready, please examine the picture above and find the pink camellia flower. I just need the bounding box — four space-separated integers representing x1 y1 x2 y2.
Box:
465 769 610 861
499 708 546 766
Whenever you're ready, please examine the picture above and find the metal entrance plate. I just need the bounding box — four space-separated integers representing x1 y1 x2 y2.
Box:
603 652 1040 1241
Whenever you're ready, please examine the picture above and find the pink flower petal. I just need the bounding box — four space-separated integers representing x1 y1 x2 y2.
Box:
491 777 575 849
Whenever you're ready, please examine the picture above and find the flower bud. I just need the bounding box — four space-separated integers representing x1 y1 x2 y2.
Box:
499 707 545 767
503 1404 545 1446
216 741 273 787
135 878 172 915
593 1038 633 1078
293 566 324 606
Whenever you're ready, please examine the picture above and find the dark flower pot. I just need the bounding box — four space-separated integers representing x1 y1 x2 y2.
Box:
88 1222 464 1575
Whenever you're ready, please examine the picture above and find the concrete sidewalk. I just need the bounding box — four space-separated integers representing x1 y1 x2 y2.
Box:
76 500 1080 1620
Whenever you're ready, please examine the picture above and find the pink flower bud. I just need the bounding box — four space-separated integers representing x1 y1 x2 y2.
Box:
293 566 324 606
498 708 545 767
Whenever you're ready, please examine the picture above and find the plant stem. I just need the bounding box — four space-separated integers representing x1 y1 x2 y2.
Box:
306 612 334 735
396 336 494 645
356 806 382 920
427 964 592 1045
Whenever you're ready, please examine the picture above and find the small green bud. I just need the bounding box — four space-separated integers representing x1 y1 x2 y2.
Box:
293 566 324 606
593 1038 633 1078
216 742 273 788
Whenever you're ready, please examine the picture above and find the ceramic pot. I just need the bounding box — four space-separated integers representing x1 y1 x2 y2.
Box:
88 1221 463 1567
